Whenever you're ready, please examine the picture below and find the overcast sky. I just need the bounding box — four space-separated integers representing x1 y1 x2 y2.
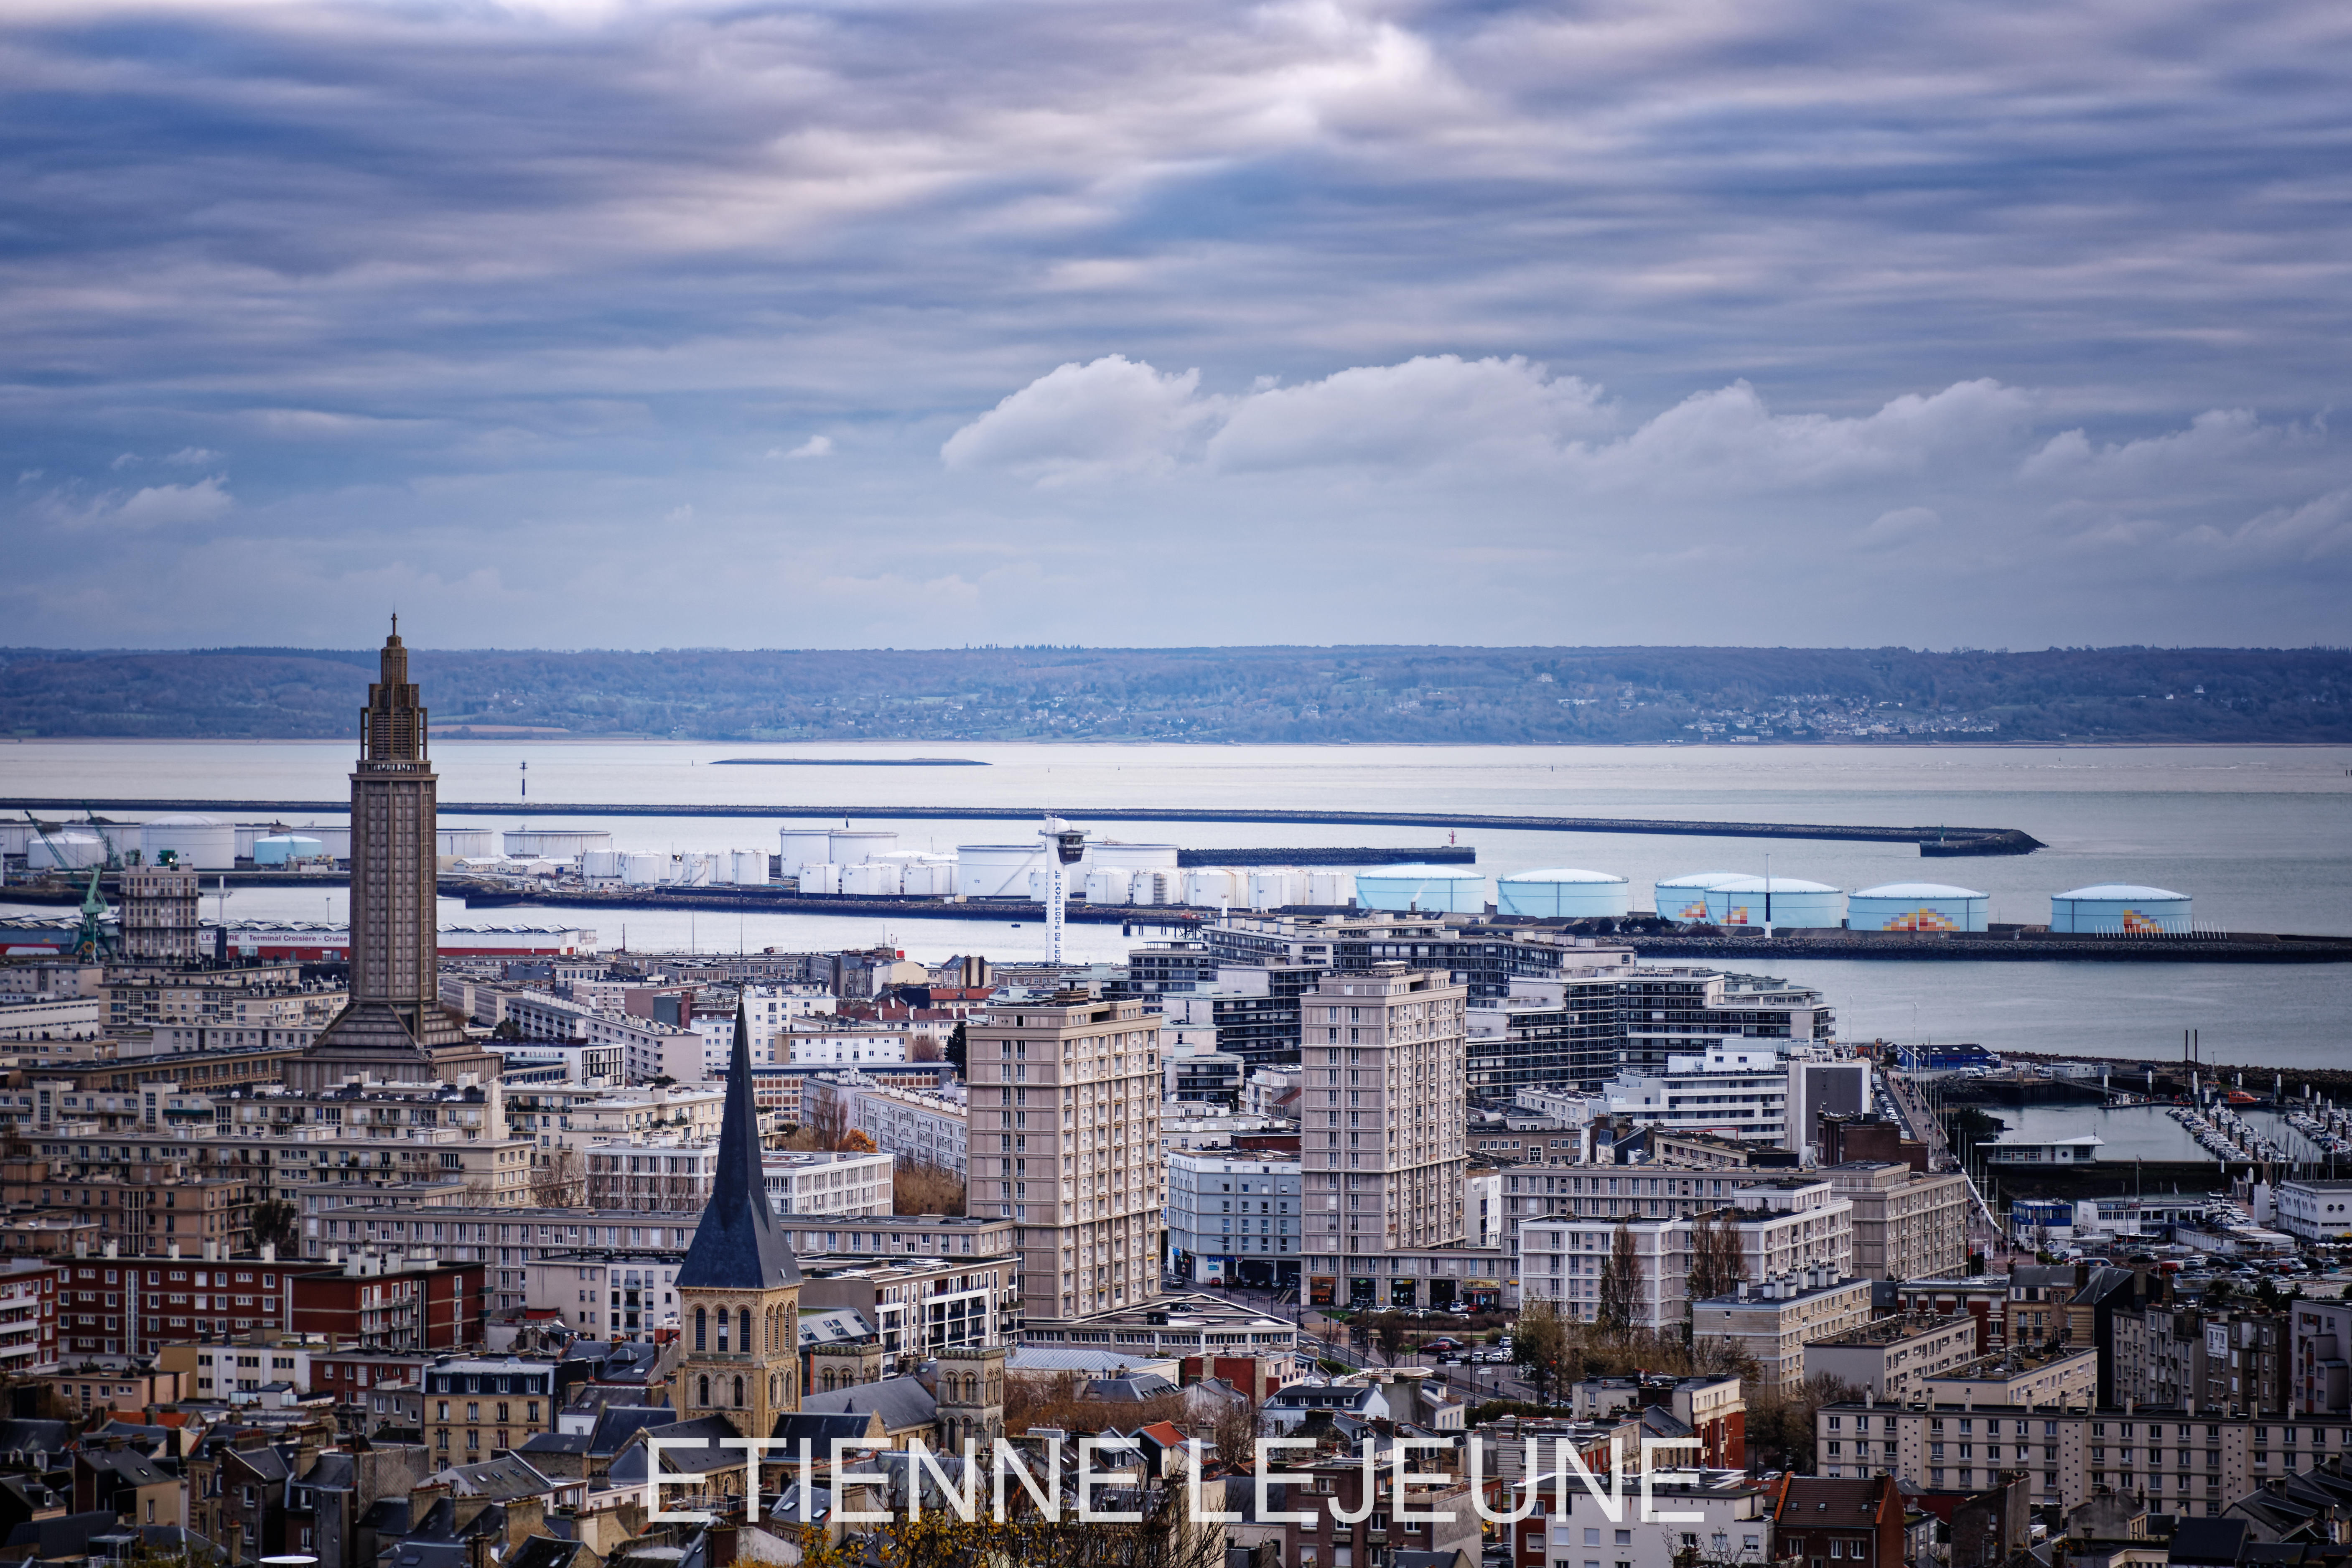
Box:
4 0 2348 651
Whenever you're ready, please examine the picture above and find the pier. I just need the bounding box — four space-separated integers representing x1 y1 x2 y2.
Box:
0 797 2045 854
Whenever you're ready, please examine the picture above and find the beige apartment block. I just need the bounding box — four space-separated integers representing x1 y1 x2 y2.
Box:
1925 1345 2098 1408
1816 1399 2318 1518
1692 1270 1875 1392
1805 1312 1983 1400
1297 965 1470 1260
221 1077 535 1210
1825 1161 1973 1280
966 992 1163 1323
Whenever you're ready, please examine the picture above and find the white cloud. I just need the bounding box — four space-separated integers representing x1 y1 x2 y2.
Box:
940 354 1223 484
1207 355 1611 472
775 435 834 460
1859 506 1942 549
165 446 223 466
111 476 234 529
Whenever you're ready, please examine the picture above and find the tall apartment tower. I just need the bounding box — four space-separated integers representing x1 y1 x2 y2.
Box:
294 620 487 1091
967 992 1163 1323
117 865 201 963
1299 964 1471 1255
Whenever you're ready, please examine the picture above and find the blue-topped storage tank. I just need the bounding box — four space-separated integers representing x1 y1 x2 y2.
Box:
1652 871 1747 922
1497 868 1630 918
2051 884 2190 934
1848 882 1991 933
1353 865 1488 914
1703 876 1844 928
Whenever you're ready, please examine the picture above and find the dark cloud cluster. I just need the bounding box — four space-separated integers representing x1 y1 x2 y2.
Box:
2 0 2347 648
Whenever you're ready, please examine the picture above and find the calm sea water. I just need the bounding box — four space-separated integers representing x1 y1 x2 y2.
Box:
5 740 2348 1063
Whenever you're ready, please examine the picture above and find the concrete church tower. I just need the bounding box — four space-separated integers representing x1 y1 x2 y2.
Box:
675 1006 804 1436
291 619 493 1090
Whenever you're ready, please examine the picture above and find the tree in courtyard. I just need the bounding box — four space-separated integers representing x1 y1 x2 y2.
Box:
1372 1312 1409 1365
1512 1296 1572 1401
1596 1219 1641 1334
1685 1208 1745 1311
247 1199 300 1255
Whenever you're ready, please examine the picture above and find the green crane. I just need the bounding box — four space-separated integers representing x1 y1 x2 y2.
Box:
73 865 111 961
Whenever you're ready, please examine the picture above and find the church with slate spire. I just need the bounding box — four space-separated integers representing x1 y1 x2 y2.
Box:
674 1005 804 1435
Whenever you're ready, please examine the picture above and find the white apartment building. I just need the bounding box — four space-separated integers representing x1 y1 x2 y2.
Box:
527 1250 682 1340
1597 1046 1794 1145
845 1079 967 1172
505 1082 725 1151
486 1037 626 1084
781 1028 910 1067
1690 1270 1875 1393
501 990 703 1083
0 997 104 1041
2274 1179 2352 1242
1297 965 1471 1268
1467 1169 1502 1251
766 1149 894 1217
966 992 1165 1323
1815 1399 2315 1517
1518 1178 1853 1329
1166 1149 1302 1285
1507 1468 1777 1568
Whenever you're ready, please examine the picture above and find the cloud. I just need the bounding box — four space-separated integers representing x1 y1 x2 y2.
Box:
112 476 234 528
774 435 834 460
940 355 1223 483
947 357 2036 491
0 0 2349 645
1859 507 1942 549
1207 356 1611 472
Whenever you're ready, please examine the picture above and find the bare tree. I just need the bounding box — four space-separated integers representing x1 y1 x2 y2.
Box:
1685 1207 1745 1308
1596 1219 1640 1335
893 1160 967 1215
528 1146 587 1207
1512 1296 1572 1402
248 1199 300 1254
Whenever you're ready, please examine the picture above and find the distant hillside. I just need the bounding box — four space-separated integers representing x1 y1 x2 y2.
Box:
0 644 2345 743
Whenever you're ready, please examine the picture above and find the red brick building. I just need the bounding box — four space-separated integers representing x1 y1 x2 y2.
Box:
290 1256 485 1349
1772 1474 1905 1568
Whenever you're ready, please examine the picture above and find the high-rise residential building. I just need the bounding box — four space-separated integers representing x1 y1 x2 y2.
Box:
116 866 201 964
293 622 494 1093
1296 965 1470 1260
965 991 1163 1323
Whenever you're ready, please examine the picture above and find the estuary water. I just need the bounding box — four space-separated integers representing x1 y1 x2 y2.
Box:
5 739 2348 1064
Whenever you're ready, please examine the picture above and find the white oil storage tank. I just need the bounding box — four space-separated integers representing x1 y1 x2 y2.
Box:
138 813 235 870
1653 872 1747 922
898 856 957 897
1185 868 1243 907
27 830 107 871
726 849 772 886
1354 865 1487 914
2051 883 2190 935
505 829 613 858
1249 868 1303 911
1306 869 1357 907
582 850 624 881
1091 842 1180 872
828 830 897 865
959 844 1044 899
779 826 833 868
252 833 326 866
622 852 670 886
438 828 497 858
1848 882 1990 932
672 854 715 888
1131 869 1179 906
1085 867 1133 904
842 862 902 896
797 863 842 895
1703 876 1843 928
1497 868 1631 919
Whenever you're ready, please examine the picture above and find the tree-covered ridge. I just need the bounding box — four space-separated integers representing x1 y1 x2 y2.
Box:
0 644 2344 742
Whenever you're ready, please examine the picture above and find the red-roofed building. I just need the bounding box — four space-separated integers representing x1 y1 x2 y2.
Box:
1772 1474 1905 1568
